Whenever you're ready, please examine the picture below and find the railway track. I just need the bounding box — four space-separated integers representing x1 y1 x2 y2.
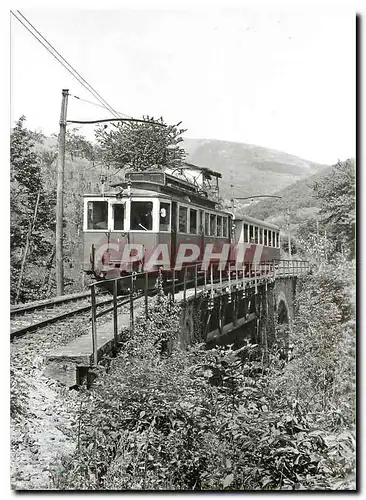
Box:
10 264 299 341
10 292 136 340
10 291 100 316
9 276 198 341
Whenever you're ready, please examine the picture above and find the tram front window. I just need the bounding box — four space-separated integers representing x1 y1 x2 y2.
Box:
130 201 153 230
87 201 108 230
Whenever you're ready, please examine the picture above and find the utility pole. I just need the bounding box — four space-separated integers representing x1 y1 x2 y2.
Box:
230 184 235 211
229 167 234 212
56 89 69 296
286 208 292 260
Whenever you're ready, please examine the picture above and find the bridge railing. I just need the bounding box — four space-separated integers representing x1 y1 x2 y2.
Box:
274 259 310 277
88 259 310 365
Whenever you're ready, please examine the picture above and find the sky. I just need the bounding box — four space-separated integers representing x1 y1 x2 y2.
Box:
10 3 356 165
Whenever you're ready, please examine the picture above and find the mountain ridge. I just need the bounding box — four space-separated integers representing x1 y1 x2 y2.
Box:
182 137 330 200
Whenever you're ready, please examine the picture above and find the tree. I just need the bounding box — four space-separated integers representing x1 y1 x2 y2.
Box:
10 117 55 303
94 116 187 172
65 128 100 163
313 159 355 258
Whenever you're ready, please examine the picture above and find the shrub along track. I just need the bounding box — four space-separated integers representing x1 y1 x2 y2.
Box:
10 277 242 490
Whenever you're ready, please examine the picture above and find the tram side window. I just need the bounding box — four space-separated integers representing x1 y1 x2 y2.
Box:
273 231 277 248
243 223 249 243
259 227 263 245
210 214 216 236
190 208 197 234
205 213 209 235
159 202 171 231
130 201 153 230
254 226 259 244
264 229 268 246
217 216 222 237
268 230 272 246
113 204 125 230
179 206 188 233
87 201 108 230
277 232 280 248
223 217 228 238
249 225 254 243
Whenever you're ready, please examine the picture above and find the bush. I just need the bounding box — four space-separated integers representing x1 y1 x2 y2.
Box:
52 261 355 491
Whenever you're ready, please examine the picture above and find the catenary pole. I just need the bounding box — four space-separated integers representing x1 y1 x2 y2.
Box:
287 208 292 260
56 89 69 296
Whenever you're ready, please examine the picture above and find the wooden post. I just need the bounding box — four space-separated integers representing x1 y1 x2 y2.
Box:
91 244 95 272
194 264 198 299
91 285 98 365
254 261 257 294
218 295 223 335
183 266 187 301
145 271 149 319
55 89 69 296
233 289 238 326
228 265 231 302
130 275 134 330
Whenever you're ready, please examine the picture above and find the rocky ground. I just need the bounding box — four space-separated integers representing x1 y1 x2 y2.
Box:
10 296 145 490
10 310 116 490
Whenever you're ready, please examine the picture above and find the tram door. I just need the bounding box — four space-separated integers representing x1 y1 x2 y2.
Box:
171 201 177 268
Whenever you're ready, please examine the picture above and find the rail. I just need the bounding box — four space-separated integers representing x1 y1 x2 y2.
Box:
89 259 310 365
10 290 93 315
11 293 122 340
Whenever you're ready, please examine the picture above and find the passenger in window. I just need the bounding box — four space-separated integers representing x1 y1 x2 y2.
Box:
131 202 153 230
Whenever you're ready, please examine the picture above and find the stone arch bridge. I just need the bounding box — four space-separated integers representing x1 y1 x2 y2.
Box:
45 261 309 387
179 270 306 351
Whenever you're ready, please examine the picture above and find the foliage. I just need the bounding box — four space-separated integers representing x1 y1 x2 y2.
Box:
244 171 322 223
10 368 30 421
295 218 335 265
276 261 355 425
280 235 298 257
10 117 56 303
95 116 187 172
65 128 101 163
313 159 355 258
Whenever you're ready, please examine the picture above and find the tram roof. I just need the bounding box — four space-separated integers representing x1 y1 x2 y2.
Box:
233 213 280 231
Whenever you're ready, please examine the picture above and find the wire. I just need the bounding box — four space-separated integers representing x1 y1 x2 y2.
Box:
11 10 121 119
70 94 132 119
67 118 166 126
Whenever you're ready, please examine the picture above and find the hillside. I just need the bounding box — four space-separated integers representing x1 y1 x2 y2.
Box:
241 165 335 236
183 138 329 200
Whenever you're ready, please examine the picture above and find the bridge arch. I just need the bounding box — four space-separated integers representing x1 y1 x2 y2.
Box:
276 291 290 324
277 299 289 324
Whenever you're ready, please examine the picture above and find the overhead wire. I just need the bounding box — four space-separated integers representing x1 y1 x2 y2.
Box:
14 10 120 118
70 94 132 119
11 10 122 119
